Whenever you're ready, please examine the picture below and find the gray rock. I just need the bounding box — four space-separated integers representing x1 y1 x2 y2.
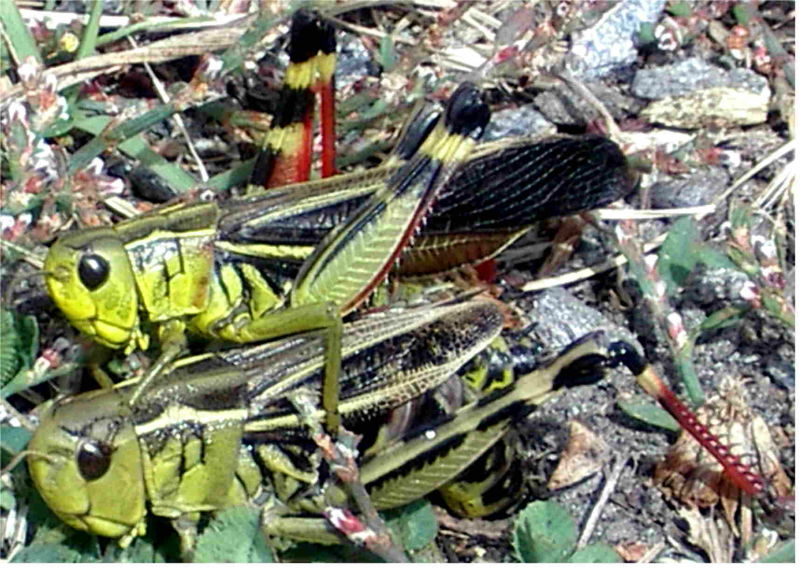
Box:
565 0 666 80
765 355 795 389
683 268 752 306
526 287 639 351
632 57 770 99
648 167 730 208
532 81 638 125
484 104 554 141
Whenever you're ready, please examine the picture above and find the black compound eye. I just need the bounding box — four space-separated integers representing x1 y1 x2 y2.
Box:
76 440 112 481
78 254 110 290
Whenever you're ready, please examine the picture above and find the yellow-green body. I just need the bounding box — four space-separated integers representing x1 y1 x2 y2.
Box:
45 203 219 353
44 88 490 426
28 296 622 550
28 299 512 546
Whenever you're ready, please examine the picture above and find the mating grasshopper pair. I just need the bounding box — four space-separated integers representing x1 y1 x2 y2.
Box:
41 10 630 431
27 8 763 558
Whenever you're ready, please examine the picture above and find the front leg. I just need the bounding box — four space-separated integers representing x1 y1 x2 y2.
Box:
172 513 201 561
210 302 344 436
127 319 187 405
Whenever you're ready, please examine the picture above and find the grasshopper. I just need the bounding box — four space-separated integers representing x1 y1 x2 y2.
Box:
17 7 769 562
21 237 773 547
26 296 764 557
27 298 507 551
44 80 491 425
41 10 631 430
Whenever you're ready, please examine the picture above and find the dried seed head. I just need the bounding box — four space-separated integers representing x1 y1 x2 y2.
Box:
654 377 791 529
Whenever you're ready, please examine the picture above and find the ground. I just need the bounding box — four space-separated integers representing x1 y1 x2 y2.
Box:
0 0 794 563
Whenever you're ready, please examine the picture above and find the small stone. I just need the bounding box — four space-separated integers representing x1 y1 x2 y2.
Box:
484 105 554 141
641 87 769 128
648 166 730 208
526 288 639 351
632 58 770 100
565 0 667 80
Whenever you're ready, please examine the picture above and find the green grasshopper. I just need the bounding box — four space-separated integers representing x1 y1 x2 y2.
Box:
26 296 764 557
27 298 504 550
41 12 630 433
44 81 491 428
24 295 736 557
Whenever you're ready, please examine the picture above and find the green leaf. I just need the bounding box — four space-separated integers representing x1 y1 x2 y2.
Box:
657 216 700 295
384 499 438 552
0 309 39 392
75 116 197 194
379 36 397 71
16 312 39 369
694 245 736 271
281 542 380 563
1 425 32 464
10 543 83 563
676 348 705 407
68 104 184 174
697 306 746 333
207 159 255 193
194 505 273 562
761 292 794 328
729 202 752 230
666 1 692 17
512 501 577 563
0 310 21 387
732 2 754 25
118 535 168 563
569 543 622 563
74 0 103 60
637 22 656 43
617 399 680 432
0 1 43 64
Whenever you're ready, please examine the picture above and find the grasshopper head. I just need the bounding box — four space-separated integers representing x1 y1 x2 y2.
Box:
44 230 141 352
27 389 147 542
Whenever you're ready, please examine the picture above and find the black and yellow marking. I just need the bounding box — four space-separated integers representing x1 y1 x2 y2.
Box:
360 333 612 511
438 437 524 518
251 9 337 189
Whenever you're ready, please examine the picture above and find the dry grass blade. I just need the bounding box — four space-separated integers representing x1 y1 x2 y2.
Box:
754 157 796 212
18 8 251 30
127 37 209 182
1 26 250 104
521 235 667 292
714 140 795 206
0 240 44 269
595 205 716 220
326 17 416 45
576 457 628 550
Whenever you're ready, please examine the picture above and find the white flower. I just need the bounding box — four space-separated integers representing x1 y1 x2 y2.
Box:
7 101 28 124
739 281 759 302
17 57 39 83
